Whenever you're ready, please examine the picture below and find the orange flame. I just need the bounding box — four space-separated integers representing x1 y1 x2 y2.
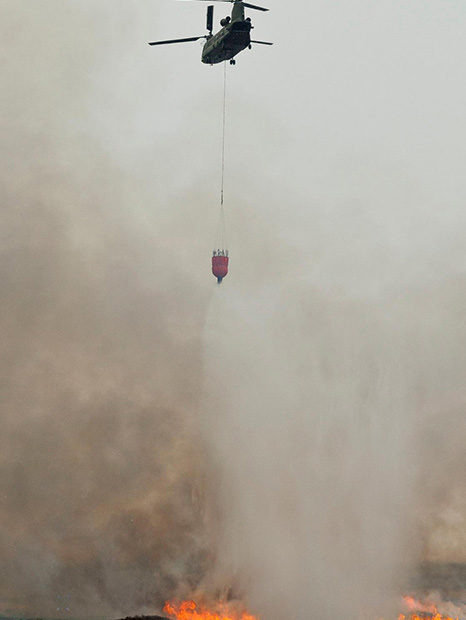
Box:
397 595 459 620
402 595 438 615
163 599 460 620
398 615 459 620
163 600 259 620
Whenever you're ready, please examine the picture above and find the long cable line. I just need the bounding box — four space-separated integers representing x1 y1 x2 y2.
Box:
221 60 227 207
216 61 228 250
211 62 229 283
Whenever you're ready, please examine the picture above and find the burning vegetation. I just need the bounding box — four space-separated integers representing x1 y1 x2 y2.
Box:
163 600 258 620
160 596 463 620
396 595 461 620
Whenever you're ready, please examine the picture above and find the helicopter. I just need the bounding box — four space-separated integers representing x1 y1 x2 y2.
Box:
148 0 273 65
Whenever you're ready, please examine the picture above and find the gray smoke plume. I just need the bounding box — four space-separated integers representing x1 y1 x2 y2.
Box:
201 280 466 620
1 0 465 618
1 1 215 616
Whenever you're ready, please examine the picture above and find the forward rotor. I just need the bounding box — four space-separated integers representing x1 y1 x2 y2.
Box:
178 0 269 12
148 35 207 46
148 3 214 46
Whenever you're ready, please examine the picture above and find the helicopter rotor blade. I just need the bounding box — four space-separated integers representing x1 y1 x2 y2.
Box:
242 2 269 11
148 36 206 45
250 39 273 44
178 0 269 9
206 5 214 33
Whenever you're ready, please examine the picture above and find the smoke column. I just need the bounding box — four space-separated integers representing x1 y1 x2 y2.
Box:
201 277 466 619
198 1 466 615
199 0 466 615
0 1 217 616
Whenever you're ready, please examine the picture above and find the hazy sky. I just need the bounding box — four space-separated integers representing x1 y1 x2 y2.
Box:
1 0 465 618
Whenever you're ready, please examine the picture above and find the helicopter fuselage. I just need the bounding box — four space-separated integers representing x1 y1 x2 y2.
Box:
202 2 252 64
202 19 252 64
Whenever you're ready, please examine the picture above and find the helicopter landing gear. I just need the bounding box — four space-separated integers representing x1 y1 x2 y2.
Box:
230 59 236 65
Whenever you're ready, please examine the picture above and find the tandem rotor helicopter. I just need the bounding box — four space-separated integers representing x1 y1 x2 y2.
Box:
148 0 273 65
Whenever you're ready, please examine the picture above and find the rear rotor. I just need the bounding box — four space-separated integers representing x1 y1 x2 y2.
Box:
206 4 214 34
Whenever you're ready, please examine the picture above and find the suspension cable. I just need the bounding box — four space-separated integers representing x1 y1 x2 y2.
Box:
221 60 227 207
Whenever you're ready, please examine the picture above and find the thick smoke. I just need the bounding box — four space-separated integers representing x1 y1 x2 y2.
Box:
1 0 465 618
1 1 214 616
201 281 466 619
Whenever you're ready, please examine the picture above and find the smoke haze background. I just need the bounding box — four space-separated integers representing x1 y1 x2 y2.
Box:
1 0 465 618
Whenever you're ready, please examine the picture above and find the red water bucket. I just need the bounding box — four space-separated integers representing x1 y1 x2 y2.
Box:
212 254 229 283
